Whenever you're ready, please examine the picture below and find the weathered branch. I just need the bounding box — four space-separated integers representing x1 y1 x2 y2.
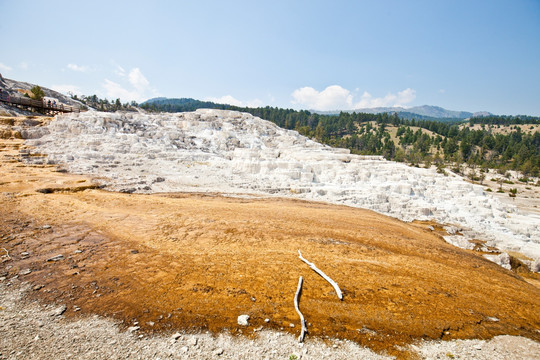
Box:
1 247 10 260
298 250 343 300
294 276 307 343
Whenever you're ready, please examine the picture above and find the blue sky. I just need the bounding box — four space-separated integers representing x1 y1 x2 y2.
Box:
1 0 539 115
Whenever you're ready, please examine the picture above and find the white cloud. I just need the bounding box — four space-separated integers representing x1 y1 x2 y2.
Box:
291 85 416 110
291 85 353 111
102 67 158 102
354 88 416 109
103 79 141 102
19 62 28 70
0 62 13 72
128 68 150 91
246 99 263 108
51 84 82 96
206 95 263 108
67 63 90 72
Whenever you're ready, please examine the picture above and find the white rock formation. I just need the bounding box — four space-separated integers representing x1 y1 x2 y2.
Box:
237 315 250 326
24 109 540 266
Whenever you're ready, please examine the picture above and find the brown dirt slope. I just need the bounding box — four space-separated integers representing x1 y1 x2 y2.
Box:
1 117 539 357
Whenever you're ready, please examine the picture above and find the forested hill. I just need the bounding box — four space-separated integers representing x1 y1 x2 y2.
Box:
140 98 540 177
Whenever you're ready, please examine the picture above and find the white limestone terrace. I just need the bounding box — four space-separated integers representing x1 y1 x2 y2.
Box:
23 109 540 269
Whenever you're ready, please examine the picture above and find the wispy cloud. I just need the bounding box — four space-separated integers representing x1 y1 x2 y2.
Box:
128 68 150 91
206 95 263 108
114 65 126 77
103 79 140 101
0 62 13 72
291 85 416 111
51 84 82 96
67 63 90 72
102 67 158 102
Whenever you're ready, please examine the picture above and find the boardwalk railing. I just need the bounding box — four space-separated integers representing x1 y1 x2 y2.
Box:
0 92 81 113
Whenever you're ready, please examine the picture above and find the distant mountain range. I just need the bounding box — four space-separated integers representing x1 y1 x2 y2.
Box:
314 105 492 121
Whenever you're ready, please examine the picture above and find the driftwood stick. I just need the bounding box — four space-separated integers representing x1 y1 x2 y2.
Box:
294 276 307 343
1 247 10 260
298 250 343 300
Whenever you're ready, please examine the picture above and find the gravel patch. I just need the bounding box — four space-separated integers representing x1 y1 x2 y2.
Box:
0 282 391 360
1 281 539 359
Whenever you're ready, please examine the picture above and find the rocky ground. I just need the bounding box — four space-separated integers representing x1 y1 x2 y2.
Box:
2 282 540 360
1 115 539 359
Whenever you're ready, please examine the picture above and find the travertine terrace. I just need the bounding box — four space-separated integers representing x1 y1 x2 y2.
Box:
22 109 540 268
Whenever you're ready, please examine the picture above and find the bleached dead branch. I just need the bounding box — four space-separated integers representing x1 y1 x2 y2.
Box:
298 250 343 300
1 247 10 260
294 276 307 343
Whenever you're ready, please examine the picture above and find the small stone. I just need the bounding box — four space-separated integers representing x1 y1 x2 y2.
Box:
73 306 81 312
188 337 198 346
171 332 182 340
214 348 224 356
181 346 188 353
53 304 67 316
19 269 32 275
42 225 51 229
146 321 155 326
21 252 29 256
74 250 83 254
130 249 139 254
264 318 270 323
290 323 295 328
427 226 434 231
47 254 64 262
128 326 140 333
34 335 40 341
251 297 256 302
37 321 44 327
237 314 250 326
487 316 500 322
109 340 117 345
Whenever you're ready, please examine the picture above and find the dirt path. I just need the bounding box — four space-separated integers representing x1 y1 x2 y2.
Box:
1 117 540 359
